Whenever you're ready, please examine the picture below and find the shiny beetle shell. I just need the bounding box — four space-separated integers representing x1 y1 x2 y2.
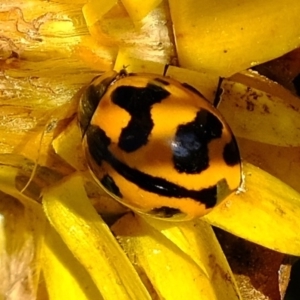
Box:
78 70 242 221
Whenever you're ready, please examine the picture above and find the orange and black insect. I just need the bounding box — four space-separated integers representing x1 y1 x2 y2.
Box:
78 69 241 221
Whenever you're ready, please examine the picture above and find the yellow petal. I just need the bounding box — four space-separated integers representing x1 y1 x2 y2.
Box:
83 0 118 27
121 0 162 22
42 222 102 300
52 119 85 171
112 214 241 299
114 52 219 101
219 71 300 146
204 162 300 255
114 49 166 75
169 0 300 76
43 174 151 300
165 65 219 102
237 137 300 194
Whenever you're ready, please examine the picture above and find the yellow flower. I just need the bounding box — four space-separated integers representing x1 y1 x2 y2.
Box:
0 0 300 299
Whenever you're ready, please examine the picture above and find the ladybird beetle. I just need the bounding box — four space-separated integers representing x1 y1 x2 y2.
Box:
78 70 242 221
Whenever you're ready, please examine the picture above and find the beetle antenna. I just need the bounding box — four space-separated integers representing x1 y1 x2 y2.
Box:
20 120 56 194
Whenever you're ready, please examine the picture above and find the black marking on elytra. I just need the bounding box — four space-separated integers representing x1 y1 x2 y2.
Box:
154 78 170 85
100 174 123 198
181 82 206 99
223 137 241 166
198 185 218 208
149 207 182 218
79 75 116 135
172 110 223 174
86 125 111 164
111 83 170 152
86 125 218 207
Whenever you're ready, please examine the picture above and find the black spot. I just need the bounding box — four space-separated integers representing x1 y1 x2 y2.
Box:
101 174 123 198
197 185 218 208
223 138 241 166
181 82 206 99
111 83 170 152
149 207 182 218
86 125 219 207
79 75 116 134
172 110 223 174
154 78 170 85
86 125 111 165
293 73 300 96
